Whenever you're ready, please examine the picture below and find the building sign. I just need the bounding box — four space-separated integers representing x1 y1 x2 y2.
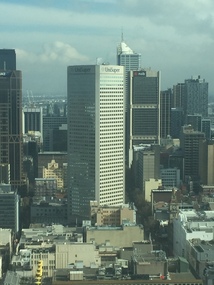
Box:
133 71 146 77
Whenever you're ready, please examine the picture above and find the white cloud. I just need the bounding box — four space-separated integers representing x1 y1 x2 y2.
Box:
16 41 89 64
1 0 214 95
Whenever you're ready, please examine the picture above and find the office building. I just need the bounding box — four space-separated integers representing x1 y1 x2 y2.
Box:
117 37 141 164
0 185 19 232
160 168 180 188
52 124 67 151
184 76 208 118
67 65 125 222
173 210 214 258
117 35 141 82
186 114 202 131
22 107 43 137
0 49 16 70
199 140 214 185
0 70 23 187
170 108 184 138
43 115 67 151
38 152 67 178
180 125 205 182
160 89 172 139
0 164 10 184
132 144 160 193
201 118 211 140
90 201 136 226
172 83 185 108
128 69 161 167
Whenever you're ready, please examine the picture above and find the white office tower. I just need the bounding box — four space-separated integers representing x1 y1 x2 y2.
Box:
117 36 141 74
67 65 125 223
117 36 141 165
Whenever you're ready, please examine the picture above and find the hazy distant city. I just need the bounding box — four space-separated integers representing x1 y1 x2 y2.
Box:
1 1 214 285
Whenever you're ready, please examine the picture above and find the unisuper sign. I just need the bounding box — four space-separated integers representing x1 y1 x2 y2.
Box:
102 67 121 73
73 66 122 73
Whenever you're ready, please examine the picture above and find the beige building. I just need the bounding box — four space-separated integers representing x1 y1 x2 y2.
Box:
85 224 144 248
90 201 136 226
144 178 162 202
55 243 100 269
42 159 64 189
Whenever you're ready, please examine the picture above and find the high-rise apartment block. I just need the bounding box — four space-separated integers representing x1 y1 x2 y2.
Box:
128 69 161 167
67 65 125 222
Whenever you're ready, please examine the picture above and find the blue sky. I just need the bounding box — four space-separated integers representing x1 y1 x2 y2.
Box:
1 0 214 96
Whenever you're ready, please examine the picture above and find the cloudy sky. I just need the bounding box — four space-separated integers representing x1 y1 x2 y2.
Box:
1 0 214 96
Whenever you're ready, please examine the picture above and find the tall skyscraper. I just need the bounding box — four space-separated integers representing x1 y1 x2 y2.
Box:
172 83 185 109
0 69 23 187
184 76 208 118
67 65 125 222
128 69 161 167
0 49 16 70
117 37 141 165
160 89 172 139
180 125 205 183
170 108 184 138
117 37 141 74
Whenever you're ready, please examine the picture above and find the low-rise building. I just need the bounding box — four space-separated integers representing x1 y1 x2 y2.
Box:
85 223 144 248
90 201 136 226
173 210 214 258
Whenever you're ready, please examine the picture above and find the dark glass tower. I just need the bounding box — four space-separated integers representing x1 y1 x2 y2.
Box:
0 51 23 187
128 69 160 167
160 89 172 139
0 49 16 70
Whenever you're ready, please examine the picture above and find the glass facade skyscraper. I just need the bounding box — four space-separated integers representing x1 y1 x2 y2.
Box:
0 49 16 70
0 70 23 187
67 65 125 222
128 69 161 167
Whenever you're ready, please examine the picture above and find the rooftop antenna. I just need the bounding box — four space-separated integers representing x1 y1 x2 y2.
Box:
121 27 124 42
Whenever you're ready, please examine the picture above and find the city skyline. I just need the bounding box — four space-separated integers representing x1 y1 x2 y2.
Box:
0 0 214 95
